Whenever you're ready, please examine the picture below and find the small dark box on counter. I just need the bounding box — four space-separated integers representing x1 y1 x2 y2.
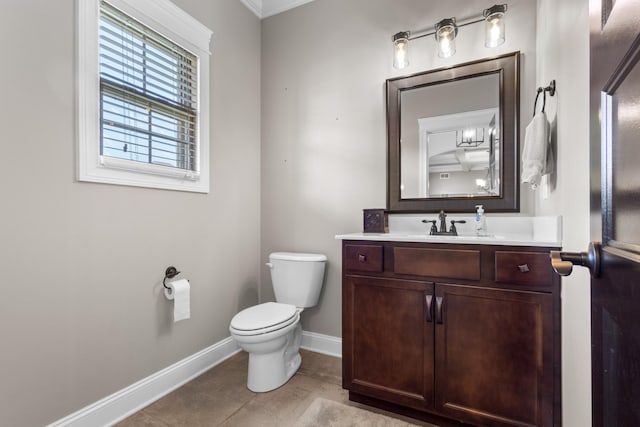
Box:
363 209 388 233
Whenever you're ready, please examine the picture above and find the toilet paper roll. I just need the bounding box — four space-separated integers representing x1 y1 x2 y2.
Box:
164 278 190 322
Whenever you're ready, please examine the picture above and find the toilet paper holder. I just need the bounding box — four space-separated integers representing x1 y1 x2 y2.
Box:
163 266 181 290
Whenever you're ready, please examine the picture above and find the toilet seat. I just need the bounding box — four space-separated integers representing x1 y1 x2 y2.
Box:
230 302 299 336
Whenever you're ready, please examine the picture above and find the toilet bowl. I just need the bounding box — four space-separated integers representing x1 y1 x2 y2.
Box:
229 252 326 392
230 302 302 392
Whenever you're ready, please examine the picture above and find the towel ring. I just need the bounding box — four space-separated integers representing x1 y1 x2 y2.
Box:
163 266 181 290
533 80 556 116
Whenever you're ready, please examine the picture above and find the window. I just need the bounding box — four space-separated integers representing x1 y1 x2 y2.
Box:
78 0 212 192
100 3 198 172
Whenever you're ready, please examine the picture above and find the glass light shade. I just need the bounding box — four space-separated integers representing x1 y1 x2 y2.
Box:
393 32 410 69
483 4 507 48
435 18 457 58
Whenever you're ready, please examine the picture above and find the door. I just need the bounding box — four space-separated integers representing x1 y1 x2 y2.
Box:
589 2 640 426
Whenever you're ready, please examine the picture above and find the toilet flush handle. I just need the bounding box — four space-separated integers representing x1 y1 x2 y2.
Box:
265 262 274 269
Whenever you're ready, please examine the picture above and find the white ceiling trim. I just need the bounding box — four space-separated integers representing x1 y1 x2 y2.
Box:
240 0 316 19
240 0 262 18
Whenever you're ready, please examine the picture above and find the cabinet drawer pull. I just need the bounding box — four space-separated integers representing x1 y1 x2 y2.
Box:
435 296 444 324
358 254 367 262
518 264 530 273
425 295 433 323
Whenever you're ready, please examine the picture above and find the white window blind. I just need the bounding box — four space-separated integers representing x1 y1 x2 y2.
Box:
99 1 198 173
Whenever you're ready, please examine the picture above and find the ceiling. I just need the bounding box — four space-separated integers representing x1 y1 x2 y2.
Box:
240 0 316 19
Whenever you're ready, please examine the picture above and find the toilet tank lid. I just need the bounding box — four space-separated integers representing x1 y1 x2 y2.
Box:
269 252 327 262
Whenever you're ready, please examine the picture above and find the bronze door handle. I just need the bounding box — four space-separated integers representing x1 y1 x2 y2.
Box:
550 241 601 278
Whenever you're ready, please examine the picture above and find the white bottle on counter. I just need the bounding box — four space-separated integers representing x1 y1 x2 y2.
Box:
475 205 487 236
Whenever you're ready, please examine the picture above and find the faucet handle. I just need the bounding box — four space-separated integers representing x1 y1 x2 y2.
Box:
421 219 438 235
449 220 466 235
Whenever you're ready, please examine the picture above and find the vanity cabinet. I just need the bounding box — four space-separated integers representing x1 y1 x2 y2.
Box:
342 241 561 427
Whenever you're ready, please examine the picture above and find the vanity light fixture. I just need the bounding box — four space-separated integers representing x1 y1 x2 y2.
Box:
391 4 507 68
484 4 507 47
435 18 458 58
393 31 410 69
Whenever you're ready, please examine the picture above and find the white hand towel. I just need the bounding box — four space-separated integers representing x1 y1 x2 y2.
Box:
521 111 553 189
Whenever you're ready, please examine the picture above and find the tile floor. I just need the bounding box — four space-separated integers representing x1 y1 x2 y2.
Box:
116 349 437 426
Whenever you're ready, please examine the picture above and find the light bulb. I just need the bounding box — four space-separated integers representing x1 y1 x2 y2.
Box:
439 36 453 58
463 129 475 140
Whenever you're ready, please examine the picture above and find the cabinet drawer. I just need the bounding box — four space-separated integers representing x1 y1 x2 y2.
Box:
394 247 480 280
344 244 383 272
495 251 552 288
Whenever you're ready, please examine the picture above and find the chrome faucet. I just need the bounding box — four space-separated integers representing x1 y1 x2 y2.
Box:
422 210 466 236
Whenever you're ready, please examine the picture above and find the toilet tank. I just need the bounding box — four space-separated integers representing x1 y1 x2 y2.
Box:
268 252 327 308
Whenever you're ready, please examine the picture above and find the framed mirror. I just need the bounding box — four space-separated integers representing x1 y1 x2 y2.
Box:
387 52 520 212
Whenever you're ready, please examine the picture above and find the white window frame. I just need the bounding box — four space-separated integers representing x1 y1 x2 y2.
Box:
77 0 212 193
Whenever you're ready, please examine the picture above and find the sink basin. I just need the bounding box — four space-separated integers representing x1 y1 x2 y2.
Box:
401 234 505 241
400 233 505 242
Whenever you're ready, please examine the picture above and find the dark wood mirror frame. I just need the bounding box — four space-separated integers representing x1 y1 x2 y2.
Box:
387 51 520 213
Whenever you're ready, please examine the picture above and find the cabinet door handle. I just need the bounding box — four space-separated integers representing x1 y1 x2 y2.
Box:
425 295 433 323
435 296 444 324
518 264 530 273
358 254 367 262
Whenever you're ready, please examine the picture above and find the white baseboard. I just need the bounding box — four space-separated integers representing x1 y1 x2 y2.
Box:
48 337 240 427
301 330 342 358
48 331 341 427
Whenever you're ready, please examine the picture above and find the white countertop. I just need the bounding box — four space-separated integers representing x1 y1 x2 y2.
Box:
336 215 562 247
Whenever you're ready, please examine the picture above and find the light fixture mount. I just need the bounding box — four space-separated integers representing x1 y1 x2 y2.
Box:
393 31 410 42
483 4 507 18
434 18 458 40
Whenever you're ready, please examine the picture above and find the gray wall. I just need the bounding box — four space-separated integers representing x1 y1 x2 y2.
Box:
0 1 261 426
429 170 488 196
260 0 537 337
536 0 591 425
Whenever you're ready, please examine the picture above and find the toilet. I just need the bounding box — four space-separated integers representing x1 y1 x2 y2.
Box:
229 252 327 392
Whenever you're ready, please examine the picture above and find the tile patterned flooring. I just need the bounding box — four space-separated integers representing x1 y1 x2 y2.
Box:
116 349 436 426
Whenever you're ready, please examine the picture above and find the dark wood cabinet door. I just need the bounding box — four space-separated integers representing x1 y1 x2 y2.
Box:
343 275 435 411
434 284 553 427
